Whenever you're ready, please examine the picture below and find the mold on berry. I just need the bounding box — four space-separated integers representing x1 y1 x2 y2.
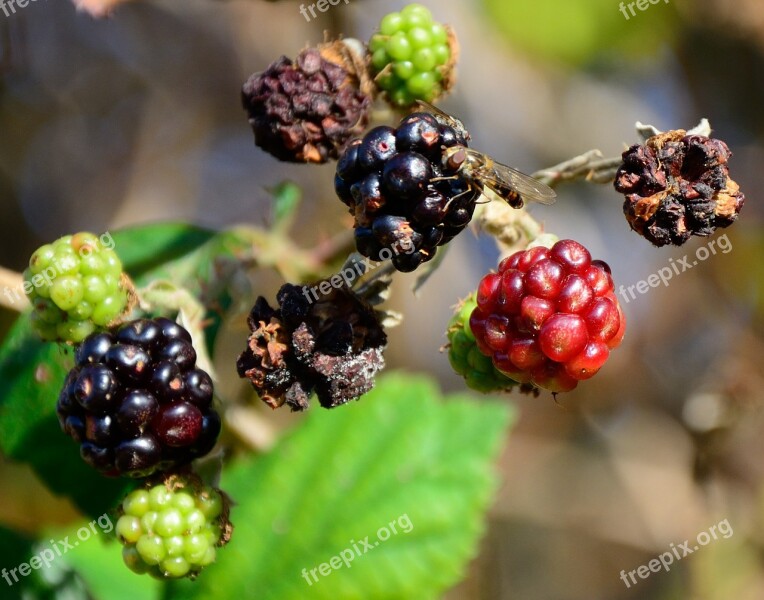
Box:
237 283 387 411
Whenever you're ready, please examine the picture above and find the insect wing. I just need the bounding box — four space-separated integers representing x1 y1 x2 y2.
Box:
466 150 557 206
415 101 470 139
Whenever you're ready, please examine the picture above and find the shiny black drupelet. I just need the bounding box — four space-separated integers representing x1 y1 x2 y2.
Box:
57 318 221 478
335 112 481 272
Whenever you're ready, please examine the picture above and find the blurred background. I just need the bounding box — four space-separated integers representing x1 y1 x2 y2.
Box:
1 0 763 598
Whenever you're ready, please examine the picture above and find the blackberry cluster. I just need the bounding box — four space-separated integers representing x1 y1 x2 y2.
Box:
237 283 387 411
470 240 626 393
56 318 221 477
25 232 130 343
447 294 522 394
335 112 480 272
369 3 454 107
614 130 745 246
242 43 372 163
118 477 231 579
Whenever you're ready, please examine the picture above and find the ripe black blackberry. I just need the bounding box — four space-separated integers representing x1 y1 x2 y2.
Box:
335 111 480 272
57 318 221 478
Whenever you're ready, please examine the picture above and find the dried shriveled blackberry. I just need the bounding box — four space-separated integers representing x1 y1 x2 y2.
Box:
237 284 387 411
242 41 373 163
614 130 745 246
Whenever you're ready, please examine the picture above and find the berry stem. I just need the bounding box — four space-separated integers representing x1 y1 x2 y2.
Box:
478 148 628 256
476 198 545 255
531 150 623 188
0 266 29 312
223 406 278 452
310 229 356 265
352 260 397 298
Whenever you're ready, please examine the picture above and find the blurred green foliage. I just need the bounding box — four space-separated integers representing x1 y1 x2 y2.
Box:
482 0 679 64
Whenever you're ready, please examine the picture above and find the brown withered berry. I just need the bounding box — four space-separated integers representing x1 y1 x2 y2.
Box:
236 283 387 411
614 130 745 246
242 42 374 163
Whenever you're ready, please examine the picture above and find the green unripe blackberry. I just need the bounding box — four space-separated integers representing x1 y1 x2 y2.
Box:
446 294 519 393
117 476 232 579
24 232 132 343
369 4 455 108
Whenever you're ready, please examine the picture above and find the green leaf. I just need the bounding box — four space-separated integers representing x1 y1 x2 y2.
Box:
112 223 255 350
120 227 254 350
0 530 30 599
165 372 514 600
61 524 160 600
270 181 303 232
0 526 61 599
0 525 34 581
0 316 133 518
111 223 216 280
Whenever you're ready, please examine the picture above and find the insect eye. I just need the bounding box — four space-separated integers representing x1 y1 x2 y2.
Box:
447 149 466 170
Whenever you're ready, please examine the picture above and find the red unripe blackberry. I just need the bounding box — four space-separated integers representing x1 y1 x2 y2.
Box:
57 318 221 477
470 240 626 393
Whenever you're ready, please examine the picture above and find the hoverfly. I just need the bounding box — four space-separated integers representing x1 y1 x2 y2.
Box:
418 101 557 209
